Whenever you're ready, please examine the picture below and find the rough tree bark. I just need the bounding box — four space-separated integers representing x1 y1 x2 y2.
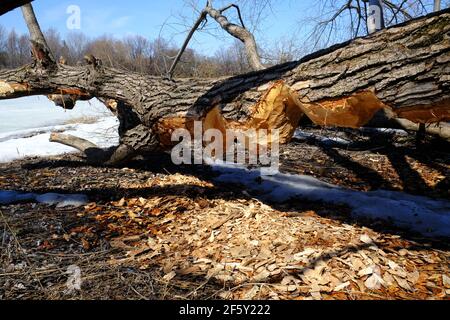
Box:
0 5 449 164
0 0 34 16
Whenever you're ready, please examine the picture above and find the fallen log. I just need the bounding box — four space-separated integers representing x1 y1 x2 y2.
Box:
367 109 450 141
0 0 33 16
49 133 112 163
1 8 449 163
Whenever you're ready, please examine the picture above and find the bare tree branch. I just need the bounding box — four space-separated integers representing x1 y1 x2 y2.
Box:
168 11 208 79
21 3 56 66
168 0 264 78
435 0 441 11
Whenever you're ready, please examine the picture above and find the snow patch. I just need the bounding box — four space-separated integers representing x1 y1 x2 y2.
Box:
0 96 111 134
212 163 450 237
0 191 89 208
0 117 119 163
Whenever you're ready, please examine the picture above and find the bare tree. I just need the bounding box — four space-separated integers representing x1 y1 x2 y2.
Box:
5 30 29 67
21 3 54 66
435 0 441 11
168 0 264 78
305 0 438 49
0 26 7 67
64 32 89 64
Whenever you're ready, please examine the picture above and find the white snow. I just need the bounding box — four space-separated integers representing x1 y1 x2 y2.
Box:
0 96 110 134
0 116 119 163
211 163 450 238
0 96 119 163
0 190 88 208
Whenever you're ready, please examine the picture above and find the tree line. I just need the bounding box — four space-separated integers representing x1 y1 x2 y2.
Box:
0 25 299 78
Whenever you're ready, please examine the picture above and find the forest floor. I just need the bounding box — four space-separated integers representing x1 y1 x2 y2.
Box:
0 127 449 300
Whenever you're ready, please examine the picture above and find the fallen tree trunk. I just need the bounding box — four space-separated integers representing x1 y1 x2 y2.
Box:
0 0 33 16
1 8 450 163
49 133 135 164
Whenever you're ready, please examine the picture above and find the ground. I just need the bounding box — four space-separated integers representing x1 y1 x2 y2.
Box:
0 127 449 300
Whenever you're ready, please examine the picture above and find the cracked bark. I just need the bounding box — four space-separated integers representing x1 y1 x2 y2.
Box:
0 0 34 16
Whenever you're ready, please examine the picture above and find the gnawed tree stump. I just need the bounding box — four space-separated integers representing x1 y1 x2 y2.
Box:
0 7 450 163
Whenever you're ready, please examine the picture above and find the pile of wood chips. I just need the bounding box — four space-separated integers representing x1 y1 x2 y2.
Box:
77 173 450 300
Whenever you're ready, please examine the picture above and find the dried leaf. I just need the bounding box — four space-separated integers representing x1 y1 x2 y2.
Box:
408 271 420 285
252 270 271 282
281 276 297 286
383 272 396 286
310 285 322 300
81 238 90 250
388 260 400 270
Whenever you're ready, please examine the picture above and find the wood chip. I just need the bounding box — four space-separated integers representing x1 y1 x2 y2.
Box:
252 270 271 282
360 234 373 244
394 275 413 292
334 281 351 292
443 275 450 288
365 274 385 290
244 286 260 299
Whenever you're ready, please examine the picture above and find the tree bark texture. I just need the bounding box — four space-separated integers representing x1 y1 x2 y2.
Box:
0 0 33 16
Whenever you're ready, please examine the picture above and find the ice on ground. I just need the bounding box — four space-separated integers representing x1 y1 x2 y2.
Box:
35 193 89 208
0 117 119 163
0 96 120 163
212 163 450 238
294 130 352 146
0 191 36 204
0 96 111 134
0 191 88 208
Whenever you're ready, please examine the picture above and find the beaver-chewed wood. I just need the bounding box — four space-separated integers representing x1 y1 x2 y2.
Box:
1 7 450 163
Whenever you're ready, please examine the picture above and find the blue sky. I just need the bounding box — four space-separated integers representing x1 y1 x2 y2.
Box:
0 0 313 54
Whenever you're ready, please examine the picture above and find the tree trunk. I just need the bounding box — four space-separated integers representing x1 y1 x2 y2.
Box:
435 0 441 12
1 8 449 163
367 109 450 141
367 0 386 34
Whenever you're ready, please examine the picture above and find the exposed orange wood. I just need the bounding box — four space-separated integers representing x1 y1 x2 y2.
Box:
155 81 305 148
299 91 387 128
57 88 90 97
0 81 30 97
245 81 304 144
395 98 450 123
